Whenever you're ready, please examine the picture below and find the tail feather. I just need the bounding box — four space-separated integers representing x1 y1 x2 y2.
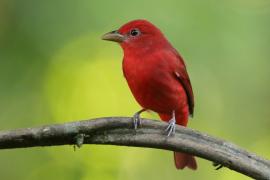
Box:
158 113 197 170
174 152 197 170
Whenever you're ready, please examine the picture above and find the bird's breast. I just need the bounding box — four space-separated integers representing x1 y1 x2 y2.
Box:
122 56 187 113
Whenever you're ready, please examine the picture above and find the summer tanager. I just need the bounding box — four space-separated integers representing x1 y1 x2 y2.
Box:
102 19 197 170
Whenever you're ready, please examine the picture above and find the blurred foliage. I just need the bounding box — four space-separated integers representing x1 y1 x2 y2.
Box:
0 0 270 179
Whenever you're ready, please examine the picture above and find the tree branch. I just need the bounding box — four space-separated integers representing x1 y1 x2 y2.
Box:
0 117 269 179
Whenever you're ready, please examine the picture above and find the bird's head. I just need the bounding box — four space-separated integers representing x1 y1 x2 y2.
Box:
102 19 169 52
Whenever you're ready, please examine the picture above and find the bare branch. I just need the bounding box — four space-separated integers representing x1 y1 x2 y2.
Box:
0 117 269 179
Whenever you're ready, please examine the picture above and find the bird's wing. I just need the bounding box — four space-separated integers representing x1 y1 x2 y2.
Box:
172 50 194 117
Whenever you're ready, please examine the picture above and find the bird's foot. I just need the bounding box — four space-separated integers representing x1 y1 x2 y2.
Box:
132 109 146 129
165 111 176 136
213 162 223 170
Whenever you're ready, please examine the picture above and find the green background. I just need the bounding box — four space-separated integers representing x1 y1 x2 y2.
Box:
0 0 270 179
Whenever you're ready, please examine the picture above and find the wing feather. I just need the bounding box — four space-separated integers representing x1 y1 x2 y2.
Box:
172 49 194 116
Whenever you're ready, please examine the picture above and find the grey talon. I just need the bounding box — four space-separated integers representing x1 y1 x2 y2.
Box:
213 162 224 170
132 109 147 129
165 111 176 136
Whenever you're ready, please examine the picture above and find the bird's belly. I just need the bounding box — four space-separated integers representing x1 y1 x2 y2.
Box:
126 72 187 114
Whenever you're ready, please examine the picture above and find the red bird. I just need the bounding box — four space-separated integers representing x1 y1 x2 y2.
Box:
102 19 197 170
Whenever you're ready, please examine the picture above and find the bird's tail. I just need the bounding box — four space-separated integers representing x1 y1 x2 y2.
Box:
174 152 197 170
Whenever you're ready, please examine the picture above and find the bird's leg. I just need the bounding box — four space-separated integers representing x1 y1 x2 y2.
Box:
165 110 176 136
133 109 147 129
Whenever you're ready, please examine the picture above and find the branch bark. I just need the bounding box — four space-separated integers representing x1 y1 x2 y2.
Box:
0 117 269 179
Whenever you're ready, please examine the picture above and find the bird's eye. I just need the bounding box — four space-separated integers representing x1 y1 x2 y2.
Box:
130 29 140 36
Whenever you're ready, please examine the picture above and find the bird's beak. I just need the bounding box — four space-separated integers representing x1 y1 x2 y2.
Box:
101 30 125 43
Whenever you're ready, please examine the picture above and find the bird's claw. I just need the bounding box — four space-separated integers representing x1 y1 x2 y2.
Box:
132 109 146 129
165 119 176 136
213 162 223 170
133 112 141 129
165 111 176 136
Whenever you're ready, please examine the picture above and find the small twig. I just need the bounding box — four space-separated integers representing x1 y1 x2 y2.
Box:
0 117 269 179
